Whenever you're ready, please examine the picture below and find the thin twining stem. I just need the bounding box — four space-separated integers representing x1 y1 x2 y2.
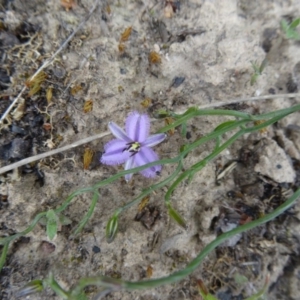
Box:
70 187 300 294
2 100 300 175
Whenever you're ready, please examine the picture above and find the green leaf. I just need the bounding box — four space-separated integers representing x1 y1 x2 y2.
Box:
46 209 58 240
259 58 267 73
46 273 70 298
167 203 187 229
106 214 119 243
181 122 187 137
251 74 258 86
181 106 198 117
75 293 89 300
281 19 300 40
281 19 290 33
214 121 236 150
287 29 300 40
38 216 47 226
154 109 169 118
16 279 44 297
234 273 248 285
179 144 189 158
200 292 219 300
58 213 72 226
214 120 237 132
290 18 300 29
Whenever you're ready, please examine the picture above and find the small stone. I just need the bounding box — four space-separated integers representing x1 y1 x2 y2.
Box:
39 241 56 255
268 87 276 94
171 77 185 88
92 245 101 253
254 139 296 183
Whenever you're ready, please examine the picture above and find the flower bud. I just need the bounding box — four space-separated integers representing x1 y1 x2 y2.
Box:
16 280 44 297
106 214 119 243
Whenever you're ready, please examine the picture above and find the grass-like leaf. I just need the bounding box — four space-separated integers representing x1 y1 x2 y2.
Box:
281 18 300 40
46 209 58 240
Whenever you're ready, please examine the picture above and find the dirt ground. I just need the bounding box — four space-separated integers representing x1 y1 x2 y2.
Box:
1 0 300 299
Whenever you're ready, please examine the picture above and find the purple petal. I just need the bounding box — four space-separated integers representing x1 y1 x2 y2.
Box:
142 133 166 148
135 147 161 178
101 139 130 165
108 122 131 142
126 111 150 142
124 156 135 182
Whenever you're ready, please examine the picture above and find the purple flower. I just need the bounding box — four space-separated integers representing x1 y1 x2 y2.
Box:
101 111 166 181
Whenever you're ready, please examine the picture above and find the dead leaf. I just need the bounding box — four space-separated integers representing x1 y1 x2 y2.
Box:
120 26 132 42
71 85 83 96
165 117 175 135
11 98 25 121
61 0 76 11
164 3 174 18
83 100 93 113
254 120 268 134
26 72 47 96
146 265 153 278
149 51 162 64
83 148 94 170
141 98 152 108
46 86 53 103
138 196 150 212
118 43 125 52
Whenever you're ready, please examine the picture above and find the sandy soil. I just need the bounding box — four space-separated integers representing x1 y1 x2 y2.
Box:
1 0 300 299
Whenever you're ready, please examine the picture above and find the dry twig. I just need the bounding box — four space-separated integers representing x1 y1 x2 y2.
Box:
0 131 110 174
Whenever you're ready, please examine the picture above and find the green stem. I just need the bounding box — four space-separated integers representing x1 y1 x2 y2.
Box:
120 161 183 213
46 274 70 299
55 187 95 214
71 191 100 237
0 242 9 270
1 103 300 277
69 188 300 294
0 212 47 245
165 113 291 201
158 104 300 133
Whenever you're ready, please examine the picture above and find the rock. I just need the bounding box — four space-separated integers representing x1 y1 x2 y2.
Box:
254 139 296 183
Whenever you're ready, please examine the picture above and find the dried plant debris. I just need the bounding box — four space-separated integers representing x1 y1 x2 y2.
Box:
0 67 11 91
25 71 47 96
0 138 32 162
83 100 93 113
83 147 94 170
135 204 160 230
11 98 26 121
148 51 162 64
120 26 132 42
61 0 76 11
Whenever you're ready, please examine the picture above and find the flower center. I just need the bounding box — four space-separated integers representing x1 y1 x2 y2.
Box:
123 142 141 155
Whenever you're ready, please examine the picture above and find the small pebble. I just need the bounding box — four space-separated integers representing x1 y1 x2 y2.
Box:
171 76 185 88
268 87 276 94
92 245 101 253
